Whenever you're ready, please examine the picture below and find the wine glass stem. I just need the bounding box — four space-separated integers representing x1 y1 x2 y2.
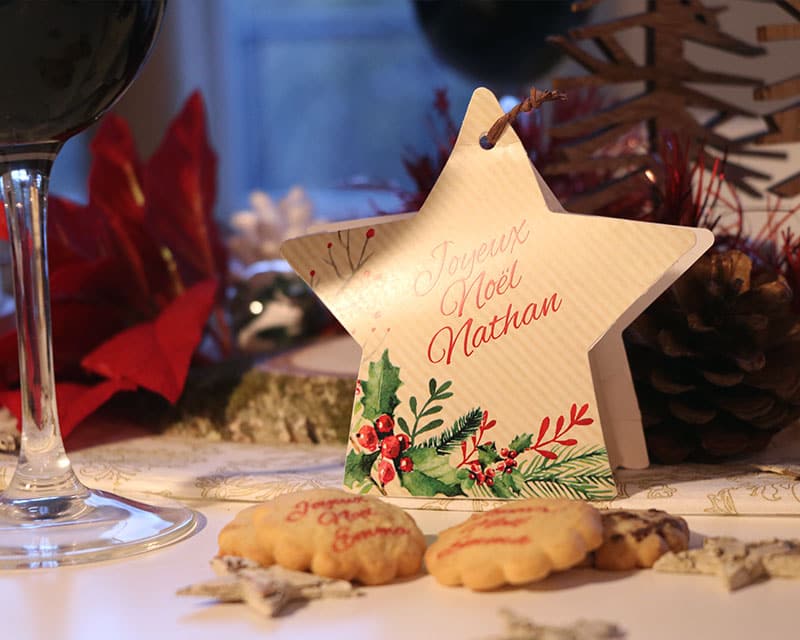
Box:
1 154 84 501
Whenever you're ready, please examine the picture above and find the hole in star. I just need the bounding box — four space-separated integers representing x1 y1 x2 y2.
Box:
479 133 494 150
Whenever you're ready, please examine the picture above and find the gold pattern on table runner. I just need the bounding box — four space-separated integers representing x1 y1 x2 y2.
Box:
0 431 798 514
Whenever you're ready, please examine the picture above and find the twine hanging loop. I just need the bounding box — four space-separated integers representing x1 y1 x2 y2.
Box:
481 87 567 149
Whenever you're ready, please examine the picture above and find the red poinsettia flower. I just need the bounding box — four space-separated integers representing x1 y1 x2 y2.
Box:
0 92 229 438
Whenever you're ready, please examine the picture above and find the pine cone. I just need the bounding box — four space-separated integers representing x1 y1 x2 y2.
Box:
625 249 800 463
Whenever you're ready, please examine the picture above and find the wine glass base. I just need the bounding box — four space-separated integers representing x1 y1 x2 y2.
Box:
0 488 198 569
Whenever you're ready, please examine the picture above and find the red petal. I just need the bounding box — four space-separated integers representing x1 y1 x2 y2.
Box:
51 300 130 375
55 380 136 438
0 379 135 440
537 449 558 460
47 197 109 267
80 279 218 402
143 92 227 287
0 330 18 385
89 114 146 225
101 211 172 315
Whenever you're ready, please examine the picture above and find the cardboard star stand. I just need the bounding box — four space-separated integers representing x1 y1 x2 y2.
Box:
282 88 713 508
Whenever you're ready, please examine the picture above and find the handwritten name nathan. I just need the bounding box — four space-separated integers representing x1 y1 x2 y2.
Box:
414 219 562 365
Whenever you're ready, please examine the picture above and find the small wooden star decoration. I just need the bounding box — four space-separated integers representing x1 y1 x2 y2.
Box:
282 88 712 503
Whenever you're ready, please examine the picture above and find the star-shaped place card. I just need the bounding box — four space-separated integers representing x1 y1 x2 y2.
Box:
282 88 712 505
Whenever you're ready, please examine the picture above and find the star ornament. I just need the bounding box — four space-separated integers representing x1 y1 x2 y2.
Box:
282 88 712 503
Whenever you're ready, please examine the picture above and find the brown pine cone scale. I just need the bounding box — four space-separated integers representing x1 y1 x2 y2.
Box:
625 249 800 463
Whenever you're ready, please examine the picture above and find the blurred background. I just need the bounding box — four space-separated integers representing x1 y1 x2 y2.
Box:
49 0 798 223
13 0 800 461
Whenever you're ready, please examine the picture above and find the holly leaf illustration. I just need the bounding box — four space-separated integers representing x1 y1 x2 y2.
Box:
477 442 502 467
491 471 522 499
344 450 380 488
508 433 533 454
359 349 401 421
400 447 464 497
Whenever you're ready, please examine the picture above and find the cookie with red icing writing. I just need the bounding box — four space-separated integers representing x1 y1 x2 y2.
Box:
425 498 603 590
218 488 426 585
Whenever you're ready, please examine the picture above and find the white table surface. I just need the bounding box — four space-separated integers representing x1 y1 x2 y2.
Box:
2 498 797 640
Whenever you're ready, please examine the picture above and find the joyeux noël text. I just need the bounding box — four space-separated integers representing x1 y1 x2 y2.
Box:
413 218 562 365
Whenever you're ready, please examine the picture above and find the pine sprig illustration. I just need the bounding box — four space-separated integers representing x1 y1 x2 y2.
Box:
519 478 613 501
515 445 614 500
420 407 483 455
520 445 609 477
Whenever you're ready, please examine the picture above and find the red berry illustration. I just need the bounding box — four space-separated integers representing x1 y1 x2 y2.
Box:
508 450 518 459
326 241 333 248
366 227 375 238
309 269 316 277
381 435 401 459
374 414 394 434
500 447 509 457
355 424 378 452
377 459 395 484
399 456 413 472
396 433 410 451
485 477 495 487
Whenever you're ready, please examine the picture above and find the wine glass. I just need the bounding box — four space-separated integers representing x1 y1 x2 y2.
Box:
0 0 197 568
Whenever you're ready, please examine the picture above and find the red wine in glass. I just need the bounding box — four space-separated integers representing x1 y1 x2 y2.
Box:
0 0 197 569
0 0 166 146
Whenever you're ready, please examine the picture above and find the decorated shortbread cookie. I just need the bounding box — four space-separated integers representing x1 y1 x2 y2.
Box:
218 488 426 585
592 508 689 570
424 498 603 590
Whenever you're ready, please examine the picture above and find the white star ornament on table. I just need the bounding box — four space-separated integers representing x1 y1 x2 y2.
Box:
282 88 712 504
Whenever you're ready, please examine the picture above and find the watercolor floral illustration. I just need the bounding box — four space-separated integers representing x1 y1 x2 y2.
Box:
344 350 615 500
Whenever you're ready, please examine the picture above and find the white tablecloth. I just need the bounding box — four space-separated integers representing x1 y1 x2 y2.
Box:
2 425 799 515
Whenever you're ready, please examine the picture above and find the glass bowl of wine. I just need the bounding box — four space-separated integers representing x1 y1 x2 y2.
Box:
0 0 198 569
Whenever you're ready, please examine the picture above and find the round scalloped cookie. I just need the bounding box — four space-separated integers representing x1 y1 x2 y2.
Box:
592 508 690 570
425 498 603 591
218 488 426 585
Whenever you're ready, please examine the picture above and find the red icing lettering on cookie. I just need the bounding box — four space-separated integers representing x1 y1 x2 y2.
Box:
489 505 553 516
317 506 373 527
436 535 530 559
285 496 367 523
332 526 412 552
461 516 528 533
